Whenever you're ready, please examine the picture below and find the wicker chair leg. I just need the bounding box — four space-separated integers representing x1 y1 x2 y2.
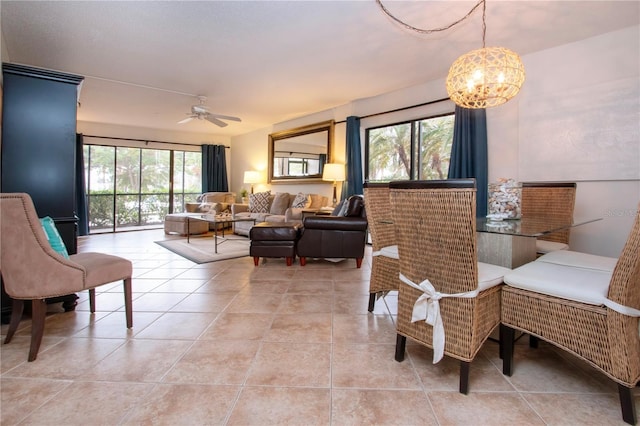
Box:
501 324 515 376
367 293 376 312
618 384 637 425
529 335 539 348
460 361 470 394
395 334 406 362
4 299 24 344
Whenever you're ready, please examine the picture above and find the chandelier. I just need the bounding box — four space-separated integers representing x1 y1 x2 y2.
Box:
376 0 525 109
445 1 525 108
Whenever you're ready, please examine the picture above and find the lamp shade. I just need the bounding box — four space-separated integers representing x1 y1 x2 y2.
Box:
243 170 261 184
322 163 345 182
446 46 525 109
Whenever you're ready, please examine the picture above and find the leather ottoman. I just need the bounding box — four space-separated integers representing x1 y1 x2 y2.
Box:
249 222 302 266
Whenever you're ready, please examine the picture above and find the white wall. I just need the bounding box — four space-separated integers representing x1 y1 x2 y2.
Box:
231 25 640 257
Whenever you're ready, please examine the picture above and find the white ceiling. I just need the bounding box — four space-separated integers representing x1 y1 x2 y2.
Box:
2 1 638 138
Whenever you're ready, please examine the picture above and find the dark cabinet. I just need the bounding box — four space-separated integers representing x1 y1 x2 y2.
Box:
1 63 84 321
1 63 83 252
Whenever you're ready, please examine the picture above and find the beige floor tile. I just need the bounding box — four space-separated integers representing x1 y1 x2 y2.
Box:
332 343 422 389
13 310 109 338
200 312 274 341
72 311 161 339
428 391 545 425
170 292 237 312
4 337 126 380
249 268 297 281
79 339 192 382
195 277 250 293
246 342 331 387
228 386 331 425
407 343 515 392
74 291 128 312
332 313 397 344
286 279 336 294
293 268 335 281
334 279 370 295
123 383 240 425
152 278 209 292
278 294 333 314
20 380 154 425
1 335 64 373
523 391 639 425
0 377 72 424
331 388 438 425
225 293 283 313
242 280 291 294
500 344 616 393
266 313 332 343
333 293 375 314
136 267 189 280
134 312 217 340
131 292 189 312
163 340 260 385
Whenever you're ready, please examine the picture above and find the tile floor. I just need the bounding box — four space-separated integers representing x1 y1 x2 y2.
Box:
1 229 637 425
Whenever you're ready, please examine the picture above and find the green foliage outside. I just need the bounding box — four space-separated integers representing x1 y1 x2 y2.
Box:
85 145 201 231
367 114 454 181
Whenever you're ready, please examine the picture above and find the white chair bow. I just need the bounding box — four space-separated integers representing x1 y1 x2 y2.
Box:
399 273 479 363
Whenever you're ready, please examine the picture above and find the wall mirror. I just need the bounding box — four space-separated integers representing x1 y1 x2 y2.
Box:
268 120 334 184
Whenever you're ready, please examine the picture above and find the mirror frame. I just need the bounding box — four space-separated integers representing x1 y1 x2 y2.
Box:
268 120 334 184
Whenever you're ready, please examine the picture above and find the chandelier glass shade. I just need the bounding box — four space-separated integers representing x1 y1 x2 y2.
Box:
446 46 526 109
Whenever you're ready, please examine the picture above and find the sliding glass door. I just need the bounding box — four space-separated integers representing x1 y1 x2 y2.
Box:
84 145 201 233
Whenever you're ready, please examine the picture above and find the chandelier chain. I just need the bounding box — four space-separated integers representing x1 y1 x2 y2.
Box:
376 0 485 36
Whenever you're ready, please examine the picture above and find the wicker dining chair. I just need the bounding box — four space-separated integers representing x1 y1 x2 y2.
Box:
363 182 399 312
390 179 510 394
521 182 577 254
501 205 640 425
1 193 133 361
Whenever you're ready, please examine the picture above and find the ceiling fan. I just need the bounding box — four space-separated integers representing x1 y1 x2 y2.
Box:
177 96 241 127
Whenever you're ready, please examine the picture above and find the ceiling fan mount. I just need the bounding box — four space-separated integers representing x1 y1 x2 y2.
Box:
178 95 241 127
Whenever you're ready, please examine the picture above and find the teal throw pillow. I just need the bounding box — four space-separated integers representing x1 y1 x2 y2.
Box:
40 216 70 259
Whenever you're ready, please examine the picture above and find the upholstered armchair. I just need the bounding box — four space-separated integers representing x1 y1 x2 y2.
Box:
0 193 133 361
296 195 368 268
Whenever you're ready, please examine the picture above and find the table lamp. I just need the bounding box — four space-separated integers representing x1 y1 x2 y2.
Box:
322 163 345 206
243 171 260 194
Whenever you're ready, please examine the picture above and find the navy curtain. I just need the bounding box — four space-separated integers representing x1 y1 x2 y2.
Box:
447 105 488 217
75 133 89 236
341 116 364 200
202 145 229 192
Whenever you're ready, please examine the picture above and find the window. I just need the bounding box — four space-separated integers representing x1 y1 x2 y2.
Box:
84 145 201 233
365 113 455 182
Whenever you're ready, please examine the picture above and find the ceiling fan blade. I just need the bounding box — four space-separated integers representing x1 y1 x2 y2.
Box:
177 116 195 124
208 113 242 122
205 115 228 127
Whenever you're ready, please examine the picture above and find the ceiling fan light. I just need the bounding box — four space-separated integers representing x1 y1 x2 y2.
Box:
446 46 525 109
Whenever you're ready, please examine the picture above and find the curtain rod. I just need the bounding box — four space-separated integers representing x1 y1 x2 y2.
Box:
82 134 230 148
334 96 451 124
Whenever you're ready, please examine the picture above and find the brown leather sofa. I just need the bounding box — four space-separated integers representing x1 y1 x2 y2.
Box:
296 195 368 268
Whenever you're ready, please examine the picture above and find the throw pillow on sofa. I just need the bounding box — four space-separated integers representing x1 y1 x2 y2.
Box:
249 191 271 213
292 192 310 208
270 192 290 215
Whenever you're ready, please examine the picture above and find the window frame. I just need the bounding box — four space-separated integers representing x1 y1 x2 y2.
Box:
364 112 455 182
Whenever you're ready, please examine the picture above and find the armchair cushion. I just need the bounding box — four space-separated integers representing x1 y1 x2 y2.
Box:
344 195 365 217
536 250 617 272
39 216 69 259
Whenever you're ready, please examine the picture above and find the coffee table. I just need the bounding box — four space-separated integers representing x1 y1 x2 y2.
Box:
185 214 256 253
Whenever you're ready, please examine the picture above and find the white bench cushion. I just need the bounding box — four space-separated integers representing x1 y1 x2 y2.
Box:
504 260 612 306
536 250 617 272
374 245 399 260
477 262 511 291
536 239 568 254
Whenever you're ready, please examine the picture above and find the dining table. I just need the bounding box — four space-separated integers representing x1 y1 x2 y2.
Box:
476 216 601 268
